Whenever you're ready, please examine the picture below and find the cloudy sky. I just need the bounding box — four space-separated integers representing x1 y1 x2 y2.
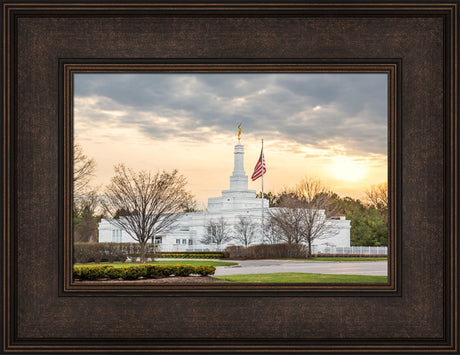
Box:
74 73 387 206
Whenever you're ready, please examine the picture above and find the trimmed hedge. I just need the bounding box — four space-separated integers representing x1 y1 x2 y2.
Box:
157 251 223 255
223 243 309 259
157 253 223 259
74 243 223 264
74 243 159 264
73 264 216 281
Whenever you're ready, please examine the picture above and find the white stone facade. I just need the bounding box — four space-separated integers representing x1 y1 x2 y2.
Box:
98 139 351 252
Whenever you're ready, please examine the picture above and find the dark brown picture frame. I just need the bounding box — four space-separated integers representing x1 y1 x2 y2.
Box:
2 1 458 353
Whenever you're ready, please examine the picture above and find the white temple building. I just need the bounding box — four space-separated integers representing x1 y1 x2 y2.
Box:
98 138 351 252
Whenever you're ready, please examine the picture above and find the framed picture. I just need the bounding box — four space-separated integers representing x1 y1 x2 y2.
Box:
2 1 457 353
66 65 395 293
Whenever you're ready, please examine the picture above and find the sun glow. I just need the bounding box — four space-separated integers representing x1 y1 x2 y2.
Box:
327 155 368 182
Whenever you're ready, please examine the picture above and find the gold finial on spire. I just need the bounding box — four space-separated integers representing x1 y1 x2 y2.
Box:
238 123 242 140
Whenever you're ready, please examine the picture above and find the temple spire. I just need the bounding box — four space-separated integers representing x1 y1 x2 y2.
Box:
229 126 248 191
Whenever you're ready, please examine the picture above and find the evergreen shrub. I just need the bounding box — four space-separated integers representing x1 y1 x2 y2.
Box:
194 265 216 276
73 264 216 280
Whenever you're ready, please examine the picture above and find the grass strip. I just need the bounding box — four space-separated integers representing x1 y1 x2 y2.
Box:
214 272 387 283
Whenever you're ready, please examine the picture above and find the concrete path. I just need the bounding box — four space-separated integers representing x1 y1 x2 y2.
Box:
214 259 388 276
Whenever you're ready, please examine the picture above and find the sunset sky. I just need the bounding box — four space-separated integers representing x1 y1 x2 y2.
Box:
74 73 387 207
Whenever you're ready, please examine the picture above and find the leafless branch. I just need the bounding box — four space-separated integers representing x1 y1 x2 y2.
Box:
268 177 339 257
101 164 194 262
365 182 388 211
233 216 258 247
201 217 232 247
73 144 97 196
365 182 388 223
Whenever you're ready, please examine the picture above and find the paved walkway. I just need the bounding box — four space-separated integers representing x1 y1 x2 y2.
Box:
214 259 388 276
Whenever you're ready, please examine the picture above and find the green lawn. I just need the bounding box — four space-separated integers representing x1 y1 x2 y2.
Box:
75 260 238 267
213 273 388 283
272 257 387 262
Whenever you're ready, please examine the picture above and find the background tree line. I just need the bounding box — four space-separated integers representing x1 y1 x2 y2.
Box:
257 181 388 247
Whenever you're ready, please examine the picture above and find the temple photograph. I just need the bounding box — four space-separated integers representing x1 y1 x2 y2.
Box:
72 73 389 283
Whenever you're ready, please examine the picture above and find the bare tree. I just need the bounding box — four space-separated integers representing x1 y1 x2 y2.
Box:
73 191 101 243
73 145 101 244
262 218 281 244
201 217 232 249
74 190 100 216
269 178 338 257
365 182 388 222
269 200 308 244
74 144 97 196
180 199 199 212
101 164 195 262
74 206 99 243
233 216 258 247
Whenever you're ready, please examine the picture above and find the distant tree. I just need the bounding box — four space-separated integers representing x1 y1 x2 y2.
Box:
256 191 281 207
233 216 258 247
365 182 388 210
201 217 232 249
73 192 102 243
74 205 99 242
350 208 387 246
269 177 338 257
73 190 99 217
269 199 306 244
179 199 199 212
334 196 387 246
73 145 100 242
73 144 97 196
262 218 281 244
101 164 195 262
366 182 388 224
113 208 132 219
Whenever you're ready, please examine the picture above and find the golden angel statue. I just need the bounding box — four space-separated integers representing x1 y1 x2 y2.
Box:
238 123 242 140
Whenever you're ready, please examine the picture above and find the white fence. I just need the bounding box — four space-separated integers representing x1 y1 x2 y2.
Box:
314 246 388 256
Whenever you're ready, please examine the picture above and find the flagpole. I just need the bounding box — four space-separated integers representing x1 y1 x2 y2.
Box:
261 139 264 242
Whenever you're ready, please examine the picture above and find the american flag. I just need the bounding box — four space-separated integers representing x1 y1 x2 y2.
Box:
251 148 266 181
